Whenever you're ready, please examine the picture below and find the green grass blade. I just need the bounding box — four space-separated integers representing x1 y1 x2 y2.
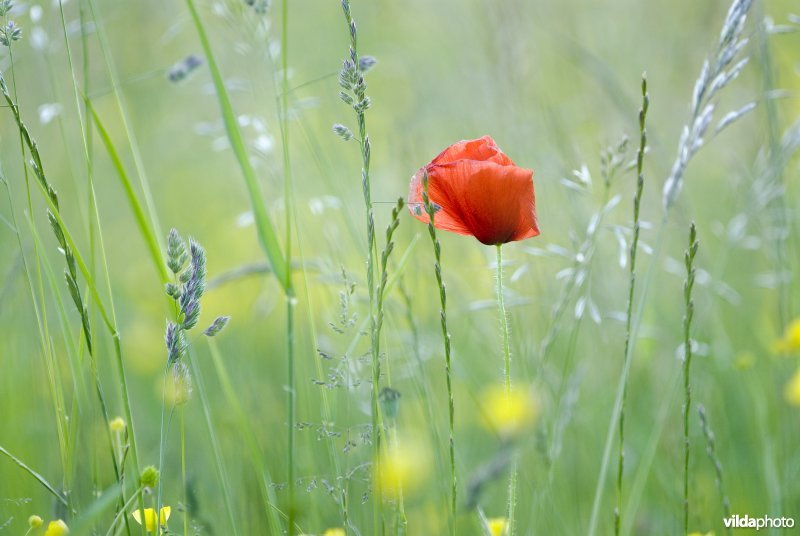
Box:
183 0 289 291
87 101 168 281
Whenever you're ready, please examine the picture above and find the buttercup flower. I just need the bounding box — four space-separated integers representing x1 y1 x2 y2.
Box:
481 384 539 439
376 438 431 497
109 417 126 432
408 135 539 245
486 517 508 536
774 318 800 354
132 507 171 532
28 515 43 528
323 529 346 536
43 519 69 536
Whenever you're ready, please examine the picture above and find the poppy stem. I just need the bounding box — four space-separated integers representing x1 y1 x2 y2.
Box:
495 244 517 534
496 245 512 393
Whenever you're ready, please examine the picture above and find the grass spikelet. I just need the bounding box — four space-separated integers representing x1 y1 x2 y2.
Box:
421 173 457 534
615 73 649 536
682 222 699 536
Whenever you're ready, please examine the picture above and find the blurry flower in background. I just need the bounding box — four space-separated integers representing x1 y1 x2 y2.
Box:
132 507 171 532
485 517 509 536
376 437 431 497
28 515 43 528
687 532 714 536
109 416 126 433
43 519 69 536
408 136 539 245
480 385 540 440
322 529 346 536
784 369 800 406
139 465 160 490
774 318 800 354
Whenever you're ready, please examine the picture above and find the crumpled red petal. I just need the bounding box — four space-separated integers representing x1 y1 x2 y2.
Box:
408 137 539 245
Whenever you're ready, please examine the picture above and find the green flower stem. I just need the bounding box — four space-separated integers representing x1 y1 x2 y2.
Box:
496 244 517 535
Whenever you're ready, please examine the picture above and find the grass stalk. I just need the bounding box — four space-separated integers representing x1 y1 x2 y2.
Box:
188 348 241 535
421 175 457 534
615 74 649 536
206 338 283 532
278 0 299 531
338 1 384 530
697 404 731 534
682 223 699 535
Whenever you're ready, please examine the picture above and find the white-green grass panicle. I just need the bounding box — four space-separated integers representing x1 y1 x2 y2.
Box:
166 54 204 84
662 0 755 210
164 229 227 369
536 137 629 365
615 74 648 536
422 171 458 534
682 222 699 536
0 1 20 48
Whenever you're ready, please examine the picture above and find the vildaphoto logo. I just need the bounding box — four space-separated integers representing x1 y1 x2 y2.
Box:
724 514 795 530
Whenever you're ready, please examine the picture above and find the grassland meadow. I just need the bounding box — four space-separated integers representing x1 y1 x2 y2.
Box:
0 0 799 534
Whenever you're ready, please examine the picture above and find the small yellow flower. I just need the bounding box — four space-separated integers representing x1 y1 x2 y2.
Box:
376 438 431 497
481 385 539 439
28 515 43 528
687 532 714 536
43 519 69 536
486 517 508 536
132 507 171 531
109 417 126 432
774 318 800 354
785 369 800 406
323 529 346 536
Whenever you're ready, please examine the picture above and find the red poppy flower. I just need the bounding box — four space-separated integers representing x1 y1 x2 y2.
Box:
408 136 539 245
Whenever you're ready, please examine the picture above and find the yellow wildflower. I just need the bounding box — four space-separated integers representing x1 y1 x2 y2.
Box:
28 515 43 528
132 507 171 531
43 519 69 536
109 417 126 432
486 517 508 536
774 318 800 354
323 529 346 536
376 438 431 497
481 385 539 439
687 532 714 536
785 369 800 406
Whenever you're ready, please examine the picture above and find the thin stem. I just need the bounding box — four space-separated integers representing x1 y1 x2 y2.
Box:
279 2 297 533
421 176 456 534
181 408 188 536
496 245 511 393
496 244 517 535
616 74 649 536
287 287 297 535
339 2 382 530
682 223 699 535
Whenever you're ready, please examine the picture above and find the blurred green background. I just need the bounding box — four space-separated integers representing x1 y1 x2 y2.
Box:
1 0 799 534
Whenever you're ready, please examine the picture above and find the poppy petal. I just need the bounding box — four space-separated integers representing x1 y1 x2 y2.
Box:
407 167 472 235
426 160 538 245
431 135 514 167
